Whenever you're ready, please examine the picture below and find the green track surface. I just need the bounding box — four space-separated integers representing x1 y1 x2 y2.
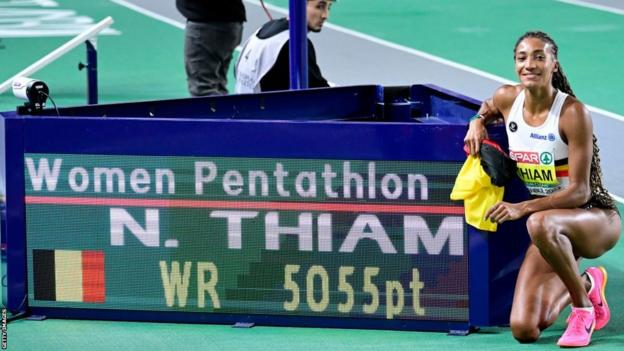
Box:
269 0 624 116
2 1 624 350
0 0 188 109
2 1 624 115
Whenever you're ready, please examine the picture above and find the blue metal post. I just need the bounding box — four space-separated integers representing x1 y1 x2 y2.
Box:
288 0 308 90
85 39 98 104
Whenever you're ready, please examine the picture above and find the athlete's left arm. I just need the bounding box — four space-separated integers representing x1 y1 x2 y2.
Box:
550 101 593 207
485 101 593 223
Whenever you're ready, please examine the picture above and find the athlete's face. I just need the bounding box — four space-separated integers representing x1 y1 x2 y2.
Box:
514 37 559 89
307 0 332 32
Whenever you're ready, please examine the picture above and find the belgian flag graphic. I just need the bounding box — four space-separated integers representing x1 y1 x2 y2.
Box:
33 249 105 303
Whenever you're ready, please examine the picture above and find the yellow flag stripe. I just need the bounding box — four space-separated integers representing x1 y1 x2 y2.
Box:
55 250 83 302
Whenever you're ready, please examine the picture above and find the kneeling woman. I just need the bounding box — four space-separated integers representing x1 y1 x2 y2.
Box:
464 31 620 347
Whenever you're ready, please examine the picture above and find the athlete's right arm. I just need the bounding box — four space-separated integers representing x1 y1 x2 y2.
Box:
463 85 518 155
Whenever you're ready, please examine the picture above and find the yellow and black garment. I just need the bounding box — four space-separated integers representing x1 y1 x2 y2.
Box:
451 140 516 232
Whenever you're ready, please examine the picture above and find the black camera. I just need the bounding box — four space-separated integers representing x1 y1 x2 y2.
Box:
12 77 49 114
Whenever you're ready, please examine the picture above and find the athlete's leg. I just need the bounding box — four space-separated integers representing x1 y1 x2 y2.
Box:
510 208 619 343
510 244 571 342
525 208 620 308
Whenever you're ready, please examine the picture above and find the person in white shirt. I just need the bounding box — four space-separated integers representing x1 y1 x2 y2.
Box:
235 0 334 94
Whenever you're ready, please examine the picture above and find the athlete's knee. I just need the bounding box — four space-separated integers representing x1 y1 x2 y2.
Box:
526 212 556 245
510 320 541 343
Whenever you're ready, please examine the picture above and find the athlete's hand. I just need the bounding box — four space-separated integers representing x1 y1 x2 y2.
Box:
463 118 489 155
485 201 525 223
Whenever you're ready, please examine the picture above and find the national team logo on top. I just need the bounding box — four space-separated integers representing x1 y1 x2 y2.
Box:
509 121 518 132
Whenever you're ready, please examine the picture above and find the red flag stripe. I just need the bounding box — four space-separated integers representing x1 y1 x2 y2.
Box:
82 251 105 303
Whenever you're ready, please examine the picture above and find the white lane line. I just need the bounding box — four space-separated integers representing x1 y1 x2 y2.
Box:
611 193 624 205
110 0 624 122
109 0 245 51
590 106 624 123
245 1 624 123
109 0 185 29
323 22 517 85
247 0 288 15
556 0 624 15
246 1 515 84
112 0 624 125
95 1 624 201
109 0 624 123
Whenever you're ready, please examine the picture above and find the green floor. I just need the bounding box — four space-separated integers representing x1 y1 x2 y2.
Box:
2 0 624 114
270 0 624 116
2 1 624 350
0 0 188 110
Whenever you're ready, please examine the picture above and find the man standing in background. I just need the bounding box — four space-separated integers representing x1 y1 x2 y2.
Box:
235 0 333 94
176 0 246 96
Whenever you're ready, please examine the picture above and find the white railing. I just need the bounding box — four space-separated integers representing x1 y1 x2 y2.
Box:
0 16 114 94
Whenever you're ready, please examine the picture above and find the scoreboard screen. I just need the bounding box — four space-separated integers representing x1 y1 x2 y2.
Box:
25 153 467 322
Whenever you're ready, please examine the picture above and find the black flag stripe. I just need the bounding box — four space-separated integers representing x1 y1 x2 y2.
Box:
33 249 56 301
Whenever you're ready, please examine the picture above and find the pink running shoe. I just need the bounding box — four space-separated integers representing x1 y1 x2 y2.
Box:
557 307 595 347
585 266 610 330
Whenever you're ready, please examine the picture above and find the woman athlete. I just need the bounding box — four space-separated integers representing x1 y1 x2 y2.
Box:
464 31 621 347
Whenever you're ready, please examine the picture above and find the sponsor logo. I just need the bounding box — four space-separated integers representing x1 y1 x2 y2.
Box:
540 152 553 165
510 151 540 164
548 133 556 142
530 133 548 140
509 121 518 132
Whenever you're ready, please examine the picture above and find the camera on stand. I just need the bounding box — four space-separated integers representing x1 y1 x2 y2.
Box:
12 77 50 115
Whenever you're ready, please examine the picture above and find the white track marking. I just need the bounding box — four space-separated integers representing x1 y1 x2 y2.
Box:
243 1 624 122
111 0 624 122
610 193 624 205
113 0 624 200
110 0 184 29
556 0 624 15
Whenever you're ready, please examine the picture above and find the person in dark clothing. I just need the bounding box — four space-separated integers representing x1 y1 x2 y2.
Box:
256 19 329 92
234 0 333 93
176 0 246 96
